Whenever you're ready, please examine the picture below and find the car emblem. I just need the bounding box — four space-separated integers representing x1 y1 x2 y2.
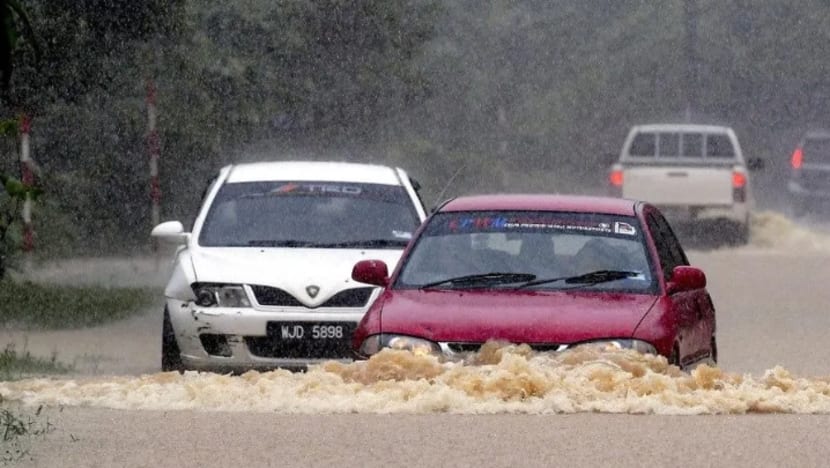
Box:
306 285 320 298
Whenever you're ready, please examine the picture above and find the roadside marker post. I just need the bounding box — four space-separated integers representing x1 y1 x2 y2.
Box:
19 114 34 271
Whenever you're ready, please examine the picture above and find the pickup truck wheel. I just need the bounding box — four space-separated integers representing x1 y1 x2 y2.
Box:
162 307 185 373
731 221 750 245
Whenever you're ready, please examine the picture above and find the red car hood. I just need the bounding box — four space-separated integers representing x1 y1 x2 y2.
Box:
379 289 659 344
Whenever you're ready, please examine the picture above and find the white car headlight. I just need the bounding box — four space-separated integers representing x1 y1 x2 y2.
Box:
581 339 657 354
359 334 441 356
191 283 251 308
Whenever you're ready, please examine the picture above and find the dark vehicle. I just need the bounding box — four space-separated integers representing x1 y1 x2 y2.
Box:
788 130 830 217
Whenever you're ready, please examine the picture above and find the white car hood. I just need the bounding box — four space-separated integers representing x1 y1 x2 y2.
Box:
189 247 404 307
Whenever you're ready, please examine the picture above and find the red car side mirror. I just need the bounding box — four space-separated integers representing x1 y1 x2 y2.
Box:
352 260 389 287
667 266 706 293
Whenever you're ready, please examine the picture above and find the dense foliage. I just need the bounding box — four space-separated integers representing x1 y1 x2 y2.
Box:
0 0 827 259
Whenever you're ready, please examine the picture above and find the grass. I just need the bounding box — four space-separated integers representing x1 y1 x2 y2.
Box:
0 279 158 329
0 346 65 463
0 345 72 381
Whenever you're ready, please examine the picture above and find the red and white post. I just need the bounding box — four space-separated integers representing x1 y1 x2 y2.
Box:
146 80 161 255
19 114 34 267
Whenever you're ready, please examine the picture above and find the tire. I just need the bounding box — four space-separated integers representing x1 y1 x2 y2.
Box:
731 220 750 246
716 219 748 247
669 345 681 368
710 336 718 365
161 307 185 372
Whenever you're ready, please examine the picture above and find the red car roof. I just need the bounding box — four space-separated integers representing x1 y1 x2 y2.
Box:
439 194 639 216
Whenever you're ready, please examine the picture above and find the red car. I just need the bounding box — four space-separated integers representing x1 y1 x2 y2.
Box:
350 194 717 370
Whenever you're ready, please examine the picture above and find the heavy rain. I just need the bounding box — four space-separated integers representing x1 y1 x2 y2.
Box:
2 1 830 467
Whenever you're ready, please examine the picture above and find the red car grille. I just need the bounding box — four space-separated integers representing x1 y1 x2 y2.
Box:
446 342 564 353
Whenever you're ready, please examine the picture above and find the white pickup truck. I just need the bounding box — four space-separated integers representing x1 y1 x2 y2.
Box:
608 123 764 245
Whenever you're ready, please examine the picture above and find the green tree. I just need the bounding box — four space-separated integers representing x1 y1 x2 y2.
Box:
0 0 39 106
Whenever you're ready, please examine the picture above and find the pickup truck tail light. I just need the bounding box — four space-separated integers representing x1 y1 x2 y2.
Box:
791 147 803 169
608 167 623 197
732 170 747 202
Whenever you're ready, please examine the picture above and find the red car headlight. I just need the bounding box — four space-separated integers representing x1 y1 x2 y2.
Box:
359 334 441 357
579 339 657 354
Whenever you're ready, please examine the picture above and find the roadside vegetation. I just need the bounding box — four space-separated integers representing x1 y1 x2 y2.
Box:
0 279 156 329
0 345 70 381
0 398 55 465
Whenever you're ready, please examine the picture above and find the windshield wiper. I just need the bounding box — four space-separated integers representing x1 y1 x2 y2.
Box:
247 240 322 247
316 239 410 248
516 270 640 289
420 272 536 290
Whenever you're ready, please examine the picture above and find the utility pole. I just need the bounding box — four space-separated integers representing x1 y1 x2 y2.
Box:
146 79 161 264
684 0 699 121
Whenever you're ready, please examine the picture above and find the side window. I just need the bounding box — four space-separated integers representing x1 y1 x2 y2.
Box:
628 133 656 157
655 214 688 266
706 134 736 158
682 133 703 157
657 132 680 158
646 212 688 281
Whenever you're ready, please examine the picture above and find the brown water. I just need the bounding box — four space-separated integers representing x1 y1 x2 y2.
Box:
748 211 830 252
3 343 830 415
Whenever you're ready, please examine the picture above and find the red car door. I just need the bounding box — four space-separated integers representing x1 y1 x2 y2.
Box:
645 210 708 366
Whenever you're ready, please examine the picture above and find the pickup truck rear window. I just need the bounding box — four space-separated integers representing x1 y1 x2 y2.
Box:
683 133 702 157
629 133 656 157
658 133 680 157
627 131 736 160
706 134 735 158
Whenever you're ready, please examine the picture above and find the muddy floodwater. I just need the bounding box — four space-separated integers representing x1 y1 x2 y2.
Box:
3 344 830 415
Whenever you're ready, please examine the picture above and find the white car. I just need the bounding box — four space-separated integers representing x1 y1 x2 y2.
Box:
151 161 428 372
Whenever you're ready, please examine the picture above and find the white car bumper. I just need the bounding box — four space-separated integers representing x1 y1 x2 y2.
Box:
166 298 368 371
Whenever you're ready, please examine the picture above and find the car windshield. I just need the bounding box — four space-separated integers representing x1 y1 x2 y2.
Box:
198 181 420 248
802 137 830 164
395 211 656 293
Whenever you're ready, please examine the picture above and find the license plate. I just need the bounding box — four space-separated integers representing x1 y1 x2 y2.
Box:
267 322 353 340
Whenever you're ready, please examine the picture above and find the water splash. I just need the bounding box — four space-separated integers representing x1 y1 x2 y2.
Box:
3 343 830 415
749 211 830 253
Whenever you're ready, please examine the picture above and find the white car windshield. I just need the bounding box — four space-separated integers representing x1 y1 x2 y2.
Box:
396 211 656 292
198 181 420 248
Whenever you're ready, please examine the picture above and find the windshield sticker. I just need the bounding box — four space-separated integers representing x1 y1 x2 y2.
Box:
614 222 637 235
448 215 615 234
392 230 413 239
270 183 363 195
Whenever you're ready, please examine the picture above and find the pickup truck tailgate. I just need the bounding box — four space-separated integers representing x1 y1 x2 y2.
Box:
622 166 734 205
